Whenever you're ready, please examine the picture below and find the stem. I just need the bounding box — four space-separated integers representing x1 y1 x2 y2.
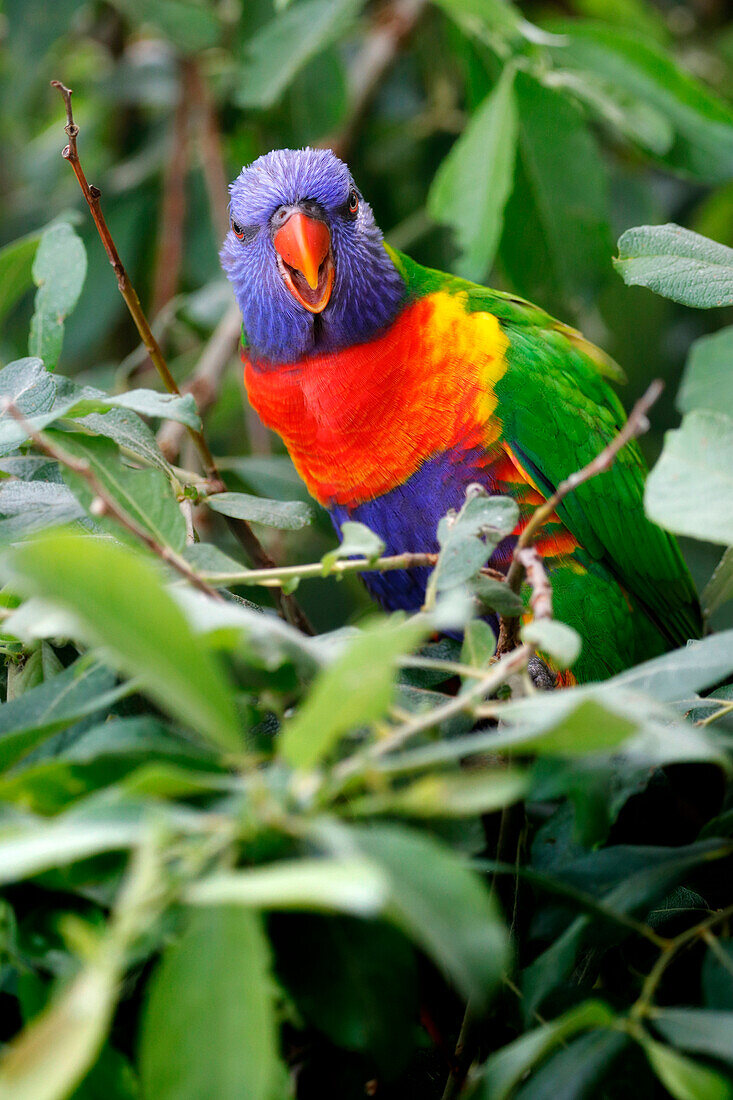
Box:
632 901 733 1019
50 80 312 633
195 550 439 587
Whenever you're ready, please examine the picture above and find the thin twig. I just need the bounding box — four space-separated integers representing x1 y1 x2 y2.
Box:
516 547 552 621
192 550 439 587
2 400 223 602
497 379 664 654
632 899 733 1019
334 643 532 783
50 80 313 633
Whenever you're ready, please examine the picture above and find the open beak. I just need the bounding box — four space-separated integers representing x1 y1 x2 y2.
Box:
273 211 334 313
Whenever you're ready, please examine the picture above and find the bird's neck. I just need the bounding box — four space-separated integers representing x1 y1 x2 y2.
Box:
244 241 406 362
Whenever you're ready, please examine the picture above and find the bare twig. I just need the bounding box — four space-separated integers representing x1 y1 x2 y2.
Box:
517 547 552 621
497 379 664 655
2 400 222 602
50 80 313 634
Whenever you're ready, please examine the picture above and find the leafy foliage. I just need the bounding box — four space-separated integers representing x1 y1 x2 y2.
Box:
2 1 733 1098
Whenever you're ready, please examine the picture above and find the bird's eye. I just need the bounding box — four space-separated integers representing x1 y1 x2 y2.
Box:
231 219 245 240
347 188 359 215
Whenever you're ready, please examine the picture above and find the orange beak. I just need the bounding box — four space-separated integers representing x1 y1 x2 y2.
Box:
273 212 334 313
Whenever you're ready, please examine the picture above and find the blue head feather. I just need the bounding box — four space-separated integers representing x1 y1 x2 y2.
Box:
221 148 405 362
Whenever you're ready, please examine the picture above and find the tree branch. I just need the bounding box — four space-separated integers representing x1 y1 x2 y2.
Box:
50 80 313 634
497 379 664 655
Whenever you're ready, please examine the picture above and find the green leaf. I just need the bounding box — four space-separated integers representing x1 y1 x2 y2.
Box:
428 65 518 280
461 619 496 667
434 493 518 592
236 0 364 109
0 231 40 328
139 907 280 1100
703 940 733 1009
6 532 242 752
349 767 528 819
78 389 201 430
28 223 87 371
0 358 55 457
471 574 524 616
522 619 582 669
322 520 386 573
521 840 732 1017
51 433 186 551
0 480 86 541
612 630 733 701
644 411 733 545
272 915 417 1075
513 1030 627 1100
182 542 247 579
480 999 617 1100
548 22 733 183
642 1037 732 1100
615 224 733 308
0 815 145 886
353 823 509 1006
429 0 558 48
0 659 128 772
652 1007 733 1065
547 68 674 155
108 0 221 52
279 615 426 769
187 858 388 916
678 326 733 415
0 387 200 450
0 948 120 1100
503 72 612 303
206 490 312 530
702 547 733 618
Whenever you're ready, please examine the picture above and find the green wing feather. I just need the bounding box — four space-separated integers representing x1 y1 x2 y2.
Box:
389 246 701 648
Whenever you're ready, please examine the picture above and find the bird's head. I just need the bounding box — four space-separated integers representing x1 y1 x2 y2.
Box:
221 148 405 363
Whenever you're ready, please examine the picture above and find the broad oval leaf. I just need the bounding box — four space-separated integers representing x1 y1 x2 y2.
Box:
29 222 87 371
428 65 519 281
644 411 733 545
139 907 281 1100
352 822 509 1007
279 615 427 769
236 0 363 109
678 325 733 415
206 489 313 530
615 224 733 308
6 532 242 751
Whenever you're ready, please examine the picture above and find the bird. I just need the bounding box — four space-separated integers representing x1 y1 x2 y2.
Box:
220 147 701 683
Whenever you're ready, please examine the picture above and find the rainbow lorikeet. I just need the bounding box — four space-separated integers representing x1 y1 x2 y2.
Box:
221 148 701 683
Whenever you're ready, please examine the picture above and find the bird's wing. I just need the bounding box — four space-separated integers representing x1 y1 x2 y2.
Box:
387 245 700 647
476 292 701 647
